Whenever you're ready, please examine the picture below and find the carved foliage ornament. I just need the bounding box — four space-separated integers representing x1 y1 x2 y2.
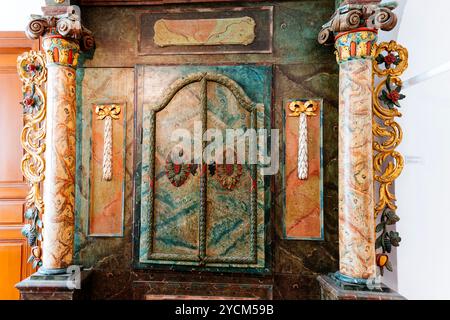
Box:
372 41 408 275
318 2 398 45
17 51 48 269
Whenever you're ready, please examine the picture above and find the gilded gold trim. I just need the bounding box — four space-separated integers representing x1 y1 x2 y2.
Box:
17 51 47 267
372 41 408 218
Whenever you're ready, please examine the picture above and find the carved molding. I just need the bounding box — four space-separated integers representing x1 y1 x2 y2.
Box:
318 1 398 45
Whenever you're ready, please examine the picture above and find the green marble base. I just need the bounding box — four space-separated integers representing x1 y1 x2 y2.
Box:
16 267 92 300
317 274 406 300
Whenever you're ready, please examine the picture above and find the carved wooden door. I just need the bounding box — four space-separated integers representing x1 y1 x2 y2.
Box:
135 65 271 272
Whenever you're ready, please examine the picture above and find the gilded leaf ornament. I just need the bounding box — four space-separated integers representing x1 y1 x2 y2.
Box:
372 41 408 274
17 51 47 269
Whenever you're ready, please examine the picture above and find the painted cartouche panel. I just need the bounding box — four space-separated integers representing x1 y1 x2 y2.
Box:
138 7 272 55
136 65 271 271
154 16 256 47
89 103 126 236
283 99 323 240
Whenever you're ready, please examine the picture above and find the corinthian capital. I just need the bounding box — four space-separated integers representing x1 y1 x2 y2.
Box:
25 5 95 52
318 1 398 45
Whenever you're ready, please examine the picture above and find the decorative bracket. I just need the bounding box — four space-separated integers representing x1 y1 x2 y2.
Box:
95 104 121 181
288 100 319 180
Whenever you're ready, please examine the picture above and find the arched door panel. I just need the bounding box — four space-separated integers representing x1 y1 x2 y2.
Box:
134 65 272 273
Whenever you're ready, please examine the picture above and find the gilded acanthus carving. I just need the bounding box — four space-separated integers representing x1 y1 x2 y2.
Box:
372 41 408 274
318 1 398 45
17 51 48 269
25 6 94 52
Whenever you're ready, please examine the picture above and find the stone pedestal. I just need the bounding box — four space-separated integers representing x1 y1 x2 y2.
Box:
16 269 92 300
317 275 405 300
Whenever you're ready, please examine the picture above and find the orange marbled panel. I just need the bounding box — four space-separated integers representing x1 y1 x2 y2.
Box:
89 104 125 236
338 59 376 279
285 101 322 239
42 65 77 270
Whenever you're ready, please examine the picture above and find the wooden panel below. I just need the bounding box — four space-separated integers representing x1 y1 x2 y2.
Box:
0 201 24 225
0 242 23 300
134 281 272 300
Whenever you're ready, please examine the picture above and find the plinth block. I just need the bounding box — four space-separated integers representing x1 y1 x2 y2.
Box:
15 269 92 300
317 274 405 300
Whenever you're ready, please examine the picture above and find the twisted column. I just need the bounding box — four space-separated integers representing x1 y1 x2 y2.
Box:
25 5 94 274
318 0 397 283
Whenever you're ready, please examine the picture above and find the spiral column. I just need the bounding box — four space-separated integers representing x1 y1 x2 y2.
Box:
318 0 398 283
25 5 95 274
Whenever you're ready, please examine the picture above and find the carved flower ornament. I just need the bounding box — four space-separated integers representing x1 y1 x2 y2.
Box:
165 147 191 187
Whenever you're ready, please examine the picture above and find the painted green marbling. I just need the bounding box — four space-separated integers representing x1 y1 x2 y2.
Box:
136 65 271 272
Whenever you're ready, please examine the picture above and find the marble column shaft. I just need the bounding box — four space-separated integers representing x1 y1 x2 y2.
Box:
42 60 77 271
338 58 376 279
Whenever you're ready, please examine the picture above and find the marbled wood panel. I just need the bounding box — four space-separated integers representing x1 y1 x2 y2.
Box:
89 103 125 236
206 83 252 261
273 64 339 280
205 82 261 266
338 59 375 279
81 1 335 67
152 83 201 257
284 100 322 239
75 67 134 268
43 65 77 270
138 65 270 269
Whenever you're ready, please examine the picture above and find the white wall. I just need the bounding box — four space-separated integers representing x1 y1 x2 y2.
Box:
380 0 450 300
0 0 44 31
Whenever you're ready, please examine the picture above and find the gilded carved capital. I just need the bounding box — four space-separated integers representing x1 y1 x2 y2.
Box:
25 5 95 54
318 1 398 45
